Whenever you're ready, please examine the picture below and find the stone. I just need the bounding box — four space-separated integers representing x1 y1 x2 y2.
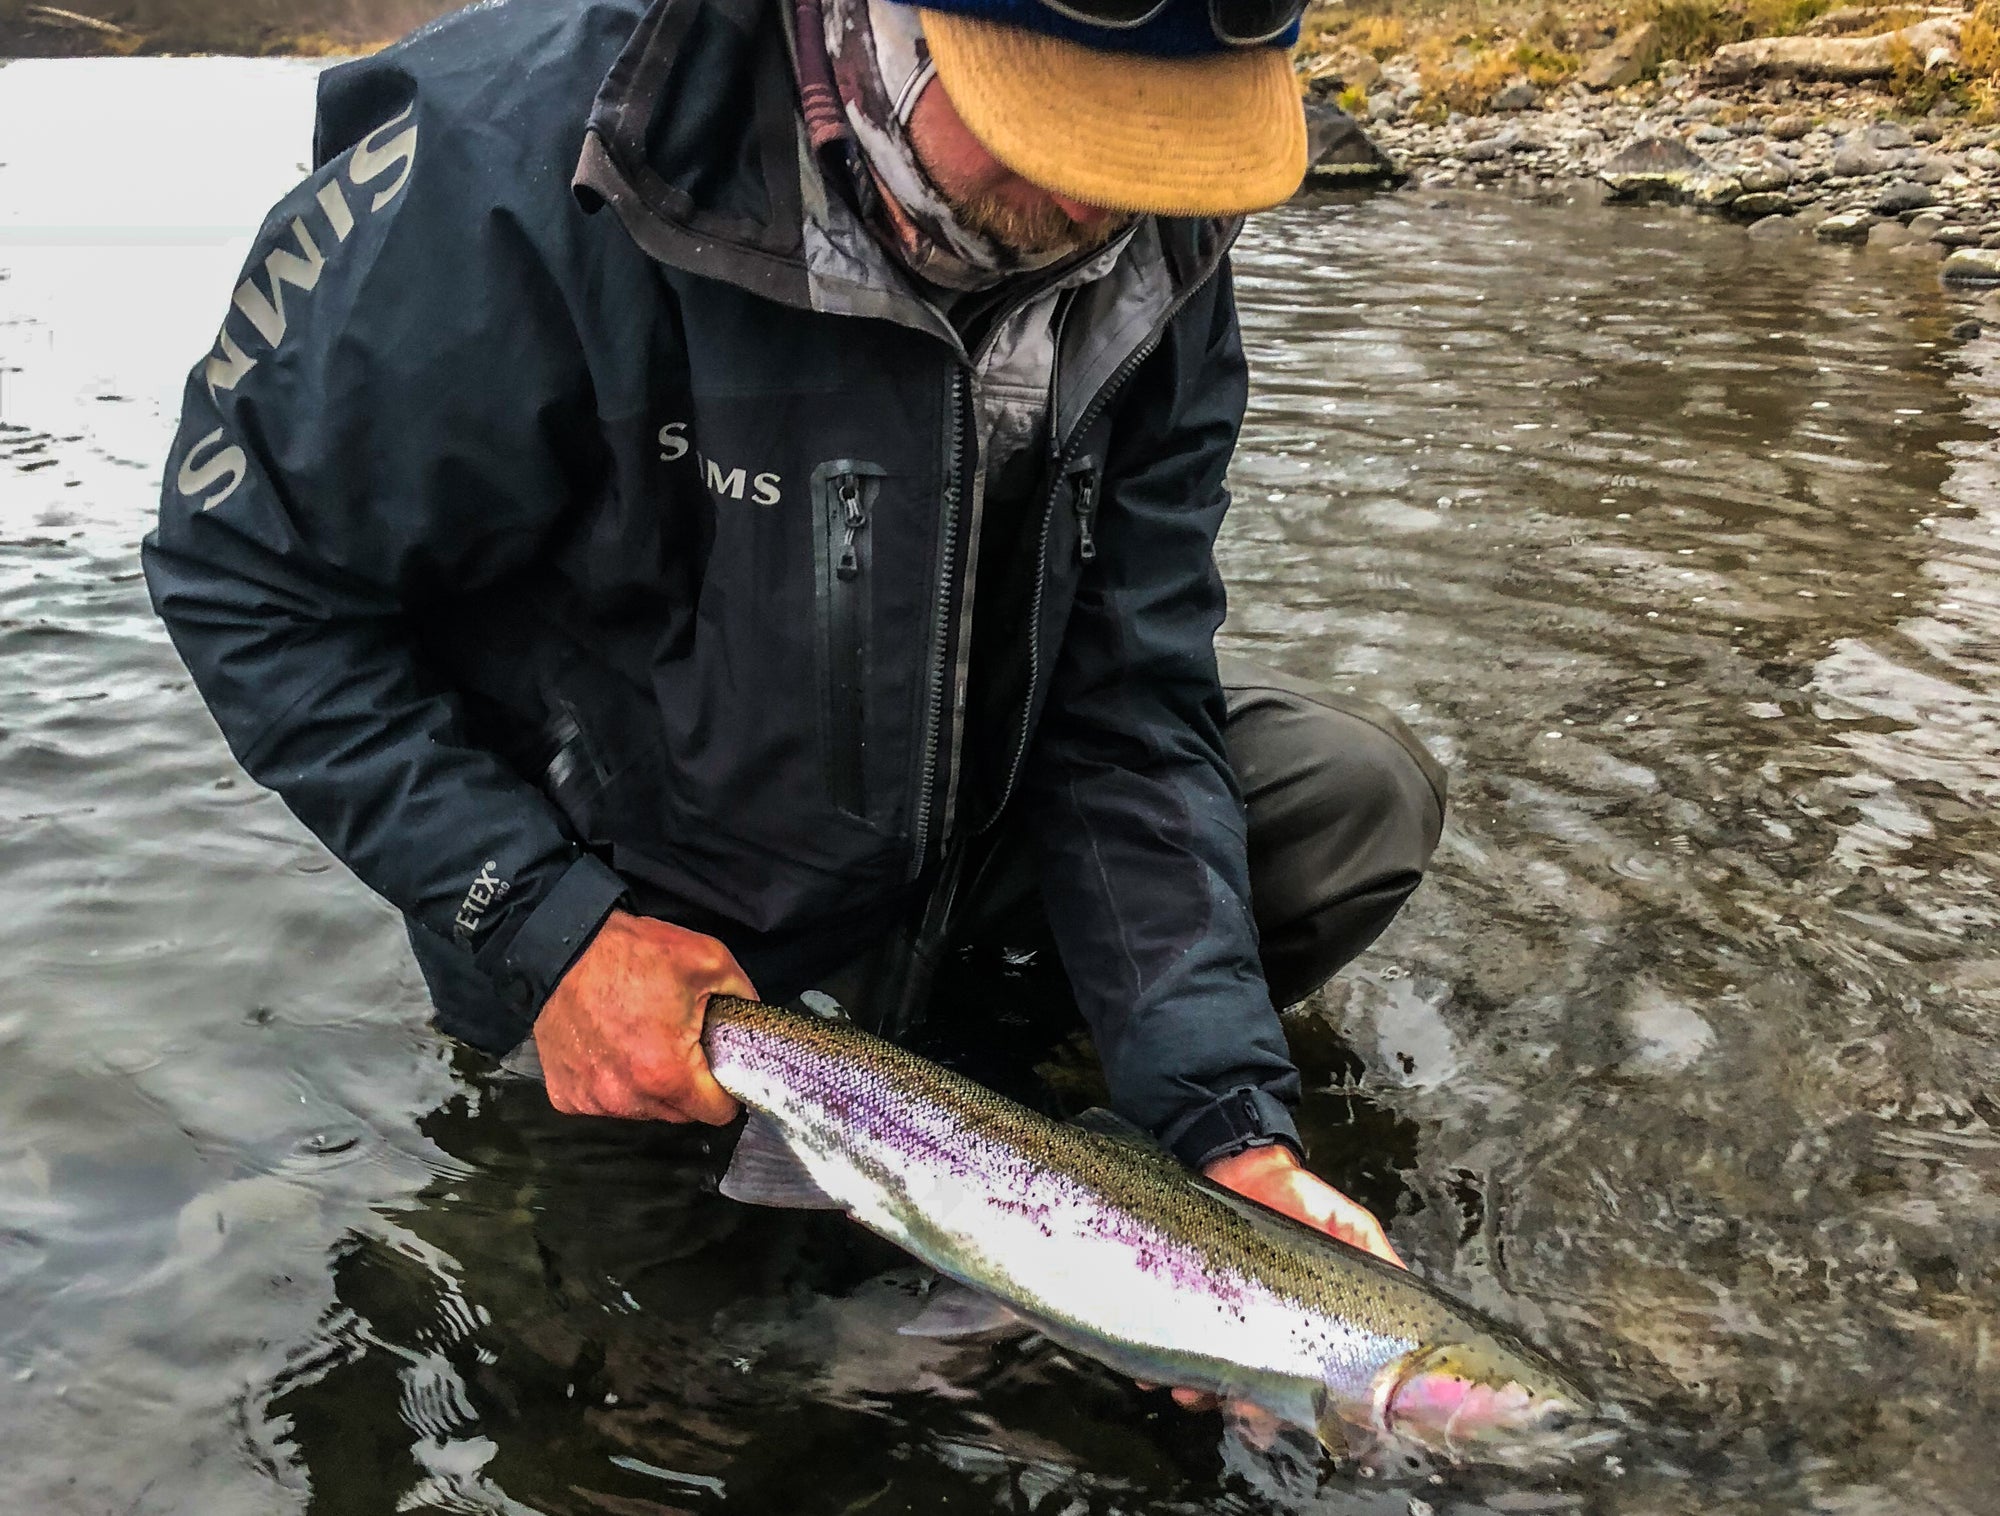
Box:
1491 80 1540 112
1952 319 1983 339
1707 20 1965 84
1942 248 2000 282
1874 182 1938 213
1748 212 1806 239
1732 192 1796 218
1892 239 1946 262
1770 114 1814 141
1693 124 1733 144
1831 141 1891 177
1933 226 1988 248
1599 134 1711 200
1581 21 1661 91
1684 94 1728 118
1866 220 1915 249
1301 102 1402 186
1816 210 1875 241
1460 132 1518 163
1908 211 1947 237
1864 122 1913 150
1913 156 1949 184
1966 148 2000 171
1688 173 1745 207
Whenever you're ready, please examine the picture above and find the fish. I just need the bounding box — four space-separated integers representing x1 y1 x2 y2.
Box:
702 994 1590 1460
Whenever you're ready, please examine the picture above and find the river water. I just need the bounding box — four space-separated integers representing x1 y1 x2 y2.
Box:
3 56 1998 1516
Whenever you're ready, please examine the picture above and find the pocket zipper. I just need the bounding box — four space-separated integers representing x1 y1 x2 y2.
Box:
1070 466 1099 565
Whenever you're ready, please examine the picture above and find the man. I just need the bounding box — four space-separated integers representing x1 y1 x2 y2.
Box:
143 0 1445 1306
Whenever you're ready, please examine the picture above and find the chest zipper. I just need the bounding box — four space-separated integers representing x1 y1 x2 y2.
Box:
910 372 969 876
978 262 1225 832
812 460 884 818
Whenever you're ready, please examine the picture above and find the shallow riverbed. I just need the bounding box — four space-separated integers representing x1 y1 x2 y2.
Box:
3 56 1997 1516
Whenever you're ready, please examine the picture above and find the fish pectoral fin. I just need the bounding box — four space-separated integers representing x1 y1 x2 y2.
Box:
719 1113 844 1211
1069 1107 1170 1157
897 1282 1030 1340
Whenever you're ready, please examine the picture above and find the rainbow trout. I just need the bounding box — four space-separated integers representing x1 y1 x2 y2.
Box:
704 996 1587 1458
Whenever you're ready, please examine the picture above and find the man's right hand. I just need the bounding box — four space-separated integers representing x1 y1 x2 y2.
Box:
534 909 751 1124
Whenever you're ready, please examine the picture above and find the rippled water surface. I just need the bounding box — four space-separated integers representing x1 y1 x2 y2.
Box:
5 57 1999 1516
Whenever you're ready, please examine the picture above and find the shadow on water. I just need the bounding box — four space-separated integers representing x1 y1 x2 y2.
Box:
4 58 2000 1516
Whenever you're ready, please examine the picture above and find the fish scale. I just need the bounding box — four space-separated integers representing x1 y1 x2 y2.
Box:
703 995 1586 1457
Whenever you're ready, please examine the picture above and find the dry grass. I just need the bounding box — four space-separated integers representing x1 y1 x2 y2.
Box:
1299 0 2000 120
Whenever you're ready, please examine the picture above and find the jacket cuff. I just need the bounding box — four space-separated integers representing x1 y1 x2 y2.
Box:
473 851 628 1041
1161 1086 1305 1171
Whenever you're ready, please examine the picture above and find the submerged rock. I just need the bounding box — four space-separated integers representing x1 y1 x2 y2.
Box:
1816 210 1875 241
1942 248 2000 283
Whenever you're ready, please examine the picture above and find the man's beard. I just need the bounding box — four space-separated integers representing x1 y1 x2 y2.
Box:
946 184 1132 259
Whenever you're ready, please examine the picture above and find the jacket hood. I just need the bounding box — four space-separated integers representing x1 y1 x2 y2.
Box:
572 0 1236 340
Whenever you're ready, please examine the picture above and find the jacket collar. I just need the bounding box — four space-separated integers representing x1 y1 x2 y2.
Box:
573 0 1236 364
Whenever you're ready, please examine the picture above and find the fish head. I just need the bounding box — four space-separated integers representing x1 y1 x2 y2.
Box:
1364 1338 1591 1457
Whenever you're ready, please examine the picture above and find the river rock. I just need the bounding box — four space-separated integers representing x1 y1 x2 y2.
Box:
1933 225 1988 247
1952 319 1984 338
1684 94 1728 118
1748 212 1806 239
1581 21 1661 91
1693 124 1732 144
1733 192 1796 218
1491 80 1540 111
1831 140 1892 177
1302 102 1401 186
1600 135 1711 199
1816 210 1875 241
1875 182 1937 213
1864 122 1914 150
1867 220 1915 249
1707 19 1964 83
1968 147 2000 171
1942 248 2000 282
1770 114 1814 141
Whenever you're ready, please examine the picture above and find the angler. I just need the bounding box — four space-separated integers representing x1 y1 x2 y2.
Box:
143 0 1448 1393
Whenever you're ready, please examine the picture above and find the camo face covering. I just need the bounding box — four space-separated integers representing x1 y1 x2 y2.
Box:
819 0 1074 290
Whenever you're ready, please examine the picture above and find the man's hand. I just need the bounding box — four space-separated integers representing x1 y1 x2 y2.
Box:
534 909 751 1125
1154 1144 1404 1412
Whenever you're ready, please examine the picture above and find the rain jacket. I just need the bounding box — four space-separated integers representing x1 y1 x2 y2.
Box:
141 0 1303 1166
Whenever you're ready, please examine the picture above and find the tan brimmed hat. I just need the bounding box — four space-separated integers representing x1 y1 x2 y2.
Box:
919 10 1307 217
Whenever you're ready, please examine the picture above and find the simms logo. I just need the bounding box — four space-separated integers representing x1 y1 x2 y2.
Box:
454 860 511 941
176 106 421 513
658 421 782 505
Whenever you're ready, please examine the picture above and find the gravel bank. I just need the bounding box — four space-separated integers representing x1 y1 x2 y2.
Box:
1350 66 2000 280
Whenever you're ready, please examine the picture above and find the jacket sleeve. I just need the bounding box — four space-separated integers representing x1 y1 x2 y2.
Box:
1024 261 1304 1171
141 84 626 1049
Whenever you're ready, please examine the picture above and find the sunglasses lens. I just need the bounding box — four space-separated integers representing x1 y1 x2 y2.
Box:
1039 0 1171 27
1209 0 1308 44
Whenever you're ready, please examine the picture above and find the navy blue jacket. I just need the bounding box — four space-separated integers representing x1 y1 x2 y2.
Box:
141 0 1303 1166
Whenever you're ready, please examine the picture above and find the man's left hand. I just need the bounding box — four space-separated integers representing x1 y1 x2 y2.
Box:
1156 1145 1404 1412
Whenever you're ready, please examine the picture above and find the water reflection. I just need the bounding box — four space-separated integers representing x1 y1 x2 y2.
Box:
3 59 1999 1516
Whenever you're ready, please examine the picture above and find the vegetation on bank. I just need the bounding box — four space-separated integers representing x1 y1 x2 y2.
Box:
5 0 1997 123
0 0 446 56
1296 0 2000 122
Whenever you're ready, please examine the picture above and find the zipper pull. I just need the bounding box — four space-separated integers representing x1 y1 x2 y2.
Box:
837 475 868 581
1072 471 1098 565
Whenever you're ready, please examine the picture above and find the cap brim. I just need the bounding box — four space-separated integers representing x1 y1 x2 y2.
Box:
918 10 1306 218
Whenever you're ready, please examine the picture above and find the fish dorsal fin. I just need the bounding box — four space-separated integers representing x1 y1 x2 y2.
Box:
1070 1107 1170 1157
719 1113 844 1211
898 1281 1030 1340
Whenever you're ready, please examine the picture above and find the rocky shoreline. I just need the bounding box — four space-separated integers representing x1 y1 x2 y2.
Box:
1322 69 2000 284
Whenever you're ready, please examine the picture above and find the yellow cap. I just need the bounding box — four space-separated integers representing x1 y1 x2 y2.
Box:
918 10 1307 217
